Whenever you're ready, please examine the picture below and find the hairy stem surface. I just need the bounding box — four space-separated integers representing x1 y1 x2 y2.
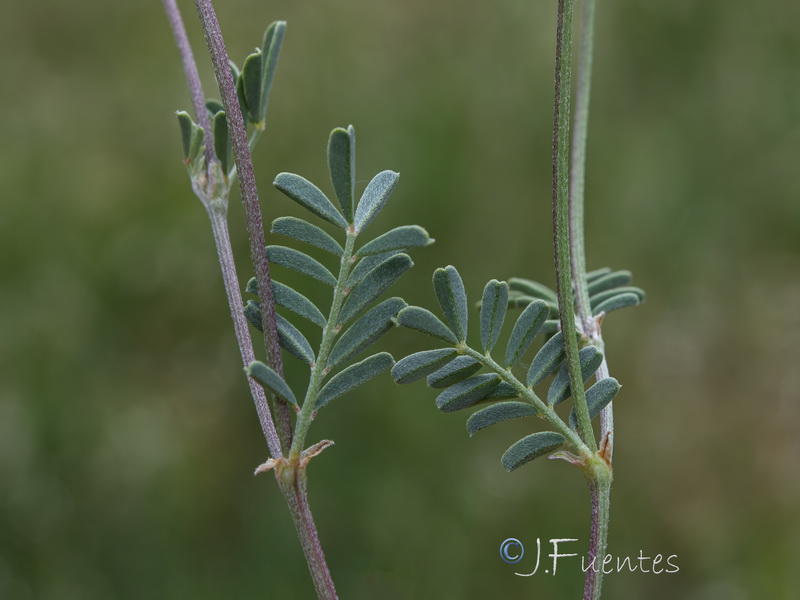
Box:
208 205 284 458
561 3 616 598
193 0 294 451
550 0 596 451
165 4 336 596
461 347 591 457
569 0 595 331
290 231 358 456
277 467 338 599
161 0 216 172
583 467 612 600
568 0 615 460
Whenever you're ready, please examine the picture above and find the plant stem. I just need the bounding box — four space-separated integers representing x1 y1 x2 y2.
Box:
562 4 616 598
161 0 216 173
193 0 294 452
569 0 595 334
207 203 284 459
161 0 283 458
461 347 591 457
550 0 596 451
290 231 358 456
583 464 612 600
277 466 338 599
567 0 615 461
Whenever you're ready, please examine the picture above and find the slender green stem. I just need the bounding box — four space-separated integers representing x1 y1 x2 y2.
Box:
583 463 612 600
193 0 294 452
567 0 615 460
569 0 596 333
550 0 596 451
291 231 358 457
461 347 591 458
562 4 616 598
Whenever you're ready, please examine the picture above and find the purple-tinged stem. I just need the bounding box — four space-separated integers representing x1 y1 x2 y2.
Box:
278 467 338 599
208 208 284 459
193 0 293 451
161 0 216 172
583 473 612 600
160 0 282 458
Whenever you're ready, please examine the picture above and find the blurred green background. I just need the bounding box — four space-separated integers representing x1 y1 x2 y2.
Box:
1 0 799 598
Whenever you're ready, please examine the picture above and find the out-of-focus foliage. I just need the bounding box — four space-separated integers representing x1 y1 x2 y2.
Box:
1 1 799 598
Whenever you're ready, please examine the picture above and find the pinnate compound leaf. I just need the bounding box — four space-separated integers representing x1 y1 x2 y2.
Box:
587 270 633 296
354 170 399 232
592 293 642 316
501 432 566 472
590 286 645 309
348 251 399 287
357 226 433 256
272 281 326 327
547 346 604 406
569 377 621 429
339 253 412 324
505 300 550 367
433 266 468 342
467 402 539 436
257 21 286 122
480 279 509 353
328 298 406 368
276 314 315 365
391 348 457 384
266 245 337 287
246 361 296 405
212 110 232 174
327 125 355 222
271 216 343 257
508 277 557 303
527 331 568 386
435 374 501 413
274 173 348 228
396 306 458 344
240 49 263 123
426 356 482 389
315 352 394 409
